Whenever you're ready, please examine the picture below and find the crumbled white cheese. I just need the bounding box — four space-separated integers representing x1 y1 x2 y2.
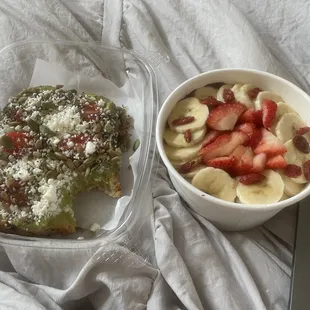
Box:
85 141 96 156
98 99 106 107
33 168 42 175
6 158 31 181
50 136 60 146
30 111 40 119
75 121 89 133
77 236 85 240
90 223 101 232
31 179 62 219
44 106 81 134
67 141 74 148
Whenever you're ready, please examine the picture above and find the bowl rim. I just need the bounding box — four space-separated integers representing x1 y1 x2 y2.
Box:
156 67 310 212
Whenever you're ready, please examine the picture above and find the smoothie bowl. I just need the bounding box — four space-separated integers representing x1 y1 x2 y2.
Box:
156 69 310 231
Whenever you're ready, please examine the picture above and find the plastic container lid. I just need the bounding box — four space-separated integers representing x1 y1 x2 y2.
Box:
0 39 169 249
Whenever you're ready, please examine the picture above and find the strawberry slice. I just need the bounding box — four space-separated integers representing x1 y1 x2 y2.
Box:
245 128 262 149
81 103 101 121
252 153 267 173
238 109 263 127
200 130 222 148
262 99 277 128
239 173 265 185
235 123 256 135
200 131 248 161
58 133 93 155
265 155 287 169
296 126 310 136
231 145 247 160
2 131 34 156
254 128 287 157
231 147 254 176
206 156 236 171
207 103 246 131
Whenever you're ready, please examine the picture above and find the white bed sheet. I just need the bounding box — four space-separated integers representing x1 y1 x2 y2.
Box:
0 0 309 309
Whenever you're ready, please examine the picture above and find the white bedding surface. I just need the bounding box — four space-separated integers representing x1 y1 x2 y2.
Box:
0 0 309 309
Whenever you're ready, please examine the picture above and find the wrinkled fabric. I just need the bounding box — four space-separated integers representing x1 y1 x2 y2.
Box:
0 0 308 309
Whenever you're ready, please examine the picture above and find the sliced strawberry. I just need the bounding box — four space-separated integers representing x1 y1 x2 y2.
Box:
254 128 287 157
231 147 254 176
200 131 248 161
200 96 222 107
2 131 34 156
207 103 246 131
81 103 101 121
231 145 247 160
235 122 256 135
238 109 263 127
239 173 265 185
247 88 263 100
223 89 235 102
200 130 222 148
58 133 93 155
296 126 310 136
245 128 262 149
262 99 277 128
265 155 287 169
252 153 267 173
206 156 236 171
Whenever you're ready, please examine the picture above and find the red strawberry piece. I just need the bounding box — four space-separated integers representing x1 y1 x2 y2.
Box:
283 164 302 178
201 130 222 148
265 155 287 169
254 128 287 157
262 99 277 128
238 108 263 127
58 133 93 155
303 160 310 181
200 96 222 107
239 173 265 185
235 122 256 135
247 88 262 100
252 153 267 173
245 128 262 149
296 126 310 136
206 156 236 171
200 131 249 161
207 102 247 131
292 135 310 154
231 145 247 160
81 103 101 121
2 131 34 156
223 89 235 102
231 147 254 176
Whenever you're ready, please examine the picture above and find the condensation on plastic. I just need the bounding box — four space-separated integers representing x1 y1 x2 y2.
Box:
0 40 169 258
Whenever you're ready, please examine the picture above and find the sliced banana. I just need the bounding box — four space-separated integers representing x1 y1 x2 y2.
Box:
281 173 305 197
255 91 283 110
216 84 234 102
194 86 218 100
275 113 306 143
232 84 255 109
168 97 209 133
164 142 203 161
181 164 207 178
283 139 309 184
236 170 284 204
163 127 206 148
192 167 237 202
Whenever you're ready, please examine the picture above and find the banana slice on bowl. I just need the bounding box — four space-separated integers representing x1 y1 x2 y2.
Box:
281 173 305 197
216 84 234 102
163 127 206 148
236 170 284 204
192 167 237 202
232 84 255 109
283 139 309 184
194 86 218 100
164 142 203 161
168 97 209 133
181 164 207 178
276 113 306 143
255 91 283 110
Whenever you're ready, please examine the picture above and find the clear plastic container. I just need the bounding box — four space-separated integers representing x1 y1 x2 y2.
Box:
0 39 169 250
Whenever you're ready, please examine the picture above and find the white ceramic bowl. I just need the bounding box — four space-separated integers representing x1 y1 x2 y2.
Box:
156 68 310 231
